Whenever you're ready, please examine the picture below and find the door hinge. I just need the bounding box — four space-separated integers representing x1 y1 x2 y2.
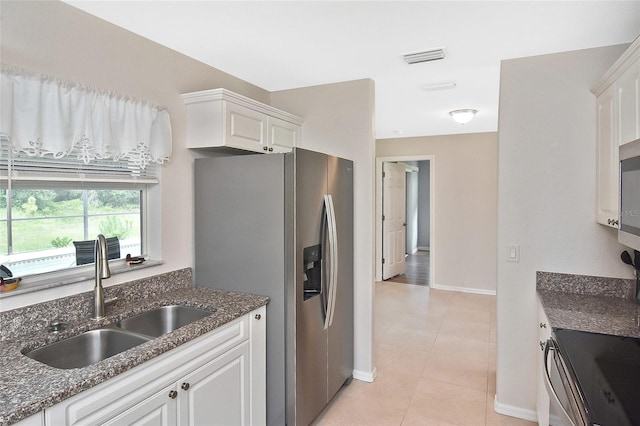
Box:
382 258 385 264
382 171 386 178
382 214 385 221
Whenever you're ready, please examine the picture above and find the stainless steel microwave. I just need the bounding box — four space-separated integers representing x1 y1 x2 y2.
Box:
619 138 640 251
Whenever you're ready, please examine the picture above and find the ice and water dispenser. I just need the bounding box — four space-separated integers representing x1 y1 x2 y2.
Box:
303 244 322 300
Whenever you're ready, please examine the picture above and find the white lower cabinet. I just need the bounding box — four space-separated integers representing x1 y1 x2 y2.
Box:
44 307 266 426
536 297 551 426
179 341 250 425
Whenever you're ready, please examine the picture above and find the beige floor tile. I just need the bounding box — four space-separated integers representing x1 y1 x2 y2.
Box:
312 393 405 426
405 378 487 426
431 334 490 364
378 324 438 352
444 307 492 325
438 318 491 342
422 352 488 392
449 292 494 312
402 414 459 426
487 366 497 394
376 343 430 377
485 396 537 426
340 370 422 410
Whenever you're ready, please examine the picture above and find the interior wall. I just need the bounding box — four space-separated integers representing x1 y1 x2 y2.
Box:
417 160 431 250
0 0 269 310
270 80 377 380
377 133 498 294
496 44 631 418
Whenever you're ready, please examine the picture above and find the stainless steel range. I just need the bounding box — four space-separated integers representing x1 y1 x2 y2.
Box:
544 328 640 426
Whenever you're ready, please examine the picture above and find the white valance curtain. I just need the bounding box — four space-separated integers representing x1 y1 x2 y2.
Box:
0 67 172 170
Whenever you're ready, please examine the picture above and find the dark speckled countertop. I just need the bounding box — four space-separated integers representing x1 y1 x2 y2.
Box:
0 269 269 426
537 271 640 338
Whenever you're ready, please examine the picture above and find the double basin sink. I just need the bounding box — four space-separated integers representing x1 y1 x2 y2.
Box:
24 305 213 370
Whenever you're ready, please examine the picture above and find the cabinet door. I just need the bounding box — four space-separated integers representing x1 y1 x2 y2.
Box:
226 103 268 153
178 341 251 426
267 116 300 153
596 85 619 227
617 61 640 146
102 384 177 426
536 298 552 426
12 413 44 426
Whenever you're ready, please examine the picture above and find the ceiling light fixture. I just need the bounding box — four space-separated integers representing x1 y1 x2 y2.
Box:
449 109 477 124
403 47 446 65
422 81 457 91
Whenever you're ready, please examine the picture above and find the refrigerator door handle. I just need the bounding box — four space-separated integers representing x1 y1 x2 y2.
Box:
327 195 338 327
323 195 338 330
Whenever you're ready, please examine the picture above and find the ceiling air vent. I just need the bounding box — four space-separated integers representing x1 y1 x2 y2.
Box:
403 48 446 65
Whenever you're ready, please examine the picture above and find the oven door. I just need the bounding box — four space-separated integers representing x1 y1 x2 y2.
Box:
543 339 589 426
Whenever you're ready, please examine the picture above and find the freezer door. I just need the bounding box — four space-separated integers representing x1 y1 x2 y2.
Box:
194 154 288 426
327 156 354 399
292 149 329 426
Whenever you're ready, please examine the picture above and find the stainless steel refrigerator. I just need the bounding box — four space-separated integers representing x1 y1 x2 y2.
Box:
194 148 354 426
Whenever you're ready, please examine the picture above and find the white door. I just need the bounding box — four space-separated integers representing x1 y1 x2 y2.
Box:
382 162 407 280
178 341 251 426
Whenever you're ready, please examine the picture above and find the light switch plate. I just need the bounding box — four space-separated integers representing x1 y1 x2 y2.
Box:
507 244 520 262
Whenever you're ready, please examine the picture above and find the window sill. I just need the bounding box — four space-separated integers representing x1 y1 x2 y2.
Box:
0 259 164 299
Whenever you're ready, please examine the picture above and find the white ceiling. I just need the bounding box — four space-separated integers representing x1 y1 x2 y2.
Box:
65 1 640 139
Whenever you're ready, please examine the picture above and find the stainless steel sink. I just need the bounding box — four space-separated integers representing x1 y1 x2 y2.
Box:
117 305 213 337
24 328 151 369
24 305 213 369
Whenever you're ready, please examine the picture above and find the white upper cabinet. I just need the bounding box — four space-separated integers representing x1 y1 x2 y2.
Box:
617 62 640 146
181 89 303 153
592 37 640 228
596 85 618 227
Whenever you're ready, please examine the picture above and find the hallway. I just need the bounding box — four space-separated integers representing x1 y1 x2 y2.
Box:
313 281 535 425
387 251 430 286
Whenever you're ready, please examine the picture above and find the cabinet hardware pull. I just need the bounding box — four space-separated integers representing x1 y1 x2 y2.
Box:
263 146 268 151
255 314 262 320
169 390 178 399
608 219 612 224
268 147 274 152
181 382 190 391
539 323 547 328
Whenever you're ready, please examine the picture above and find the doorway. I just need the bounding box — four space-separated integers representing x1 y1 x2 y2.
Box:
376 155 434 285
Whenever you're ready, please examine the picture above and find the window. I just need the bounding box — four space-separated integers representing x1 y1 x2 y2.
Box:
0 187 145 277
0 137 158 280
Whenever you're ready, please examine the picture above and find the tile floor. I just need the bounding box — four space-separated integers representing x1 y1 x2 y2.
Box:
313 281 536 426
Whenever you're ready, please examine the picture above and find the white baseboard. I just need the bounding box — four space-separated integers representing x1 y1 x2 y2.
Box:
352 367 377 383
431 283 496 296
493 395 538 422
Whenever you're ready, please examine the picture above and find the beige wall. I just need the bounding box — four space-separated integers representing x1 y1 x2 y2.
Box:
0 0 269 309
272 80 377 380
377 133 498 294
496 45 630 419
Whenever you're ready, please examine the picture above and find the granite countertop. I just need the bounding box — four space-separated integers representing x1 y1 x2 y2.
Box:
536 271 640 338
537 289 640 338
0 286 269 426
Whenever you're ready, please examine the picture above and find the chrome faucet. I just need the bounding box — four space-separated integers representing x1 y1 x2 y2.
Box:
93 234 112 319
